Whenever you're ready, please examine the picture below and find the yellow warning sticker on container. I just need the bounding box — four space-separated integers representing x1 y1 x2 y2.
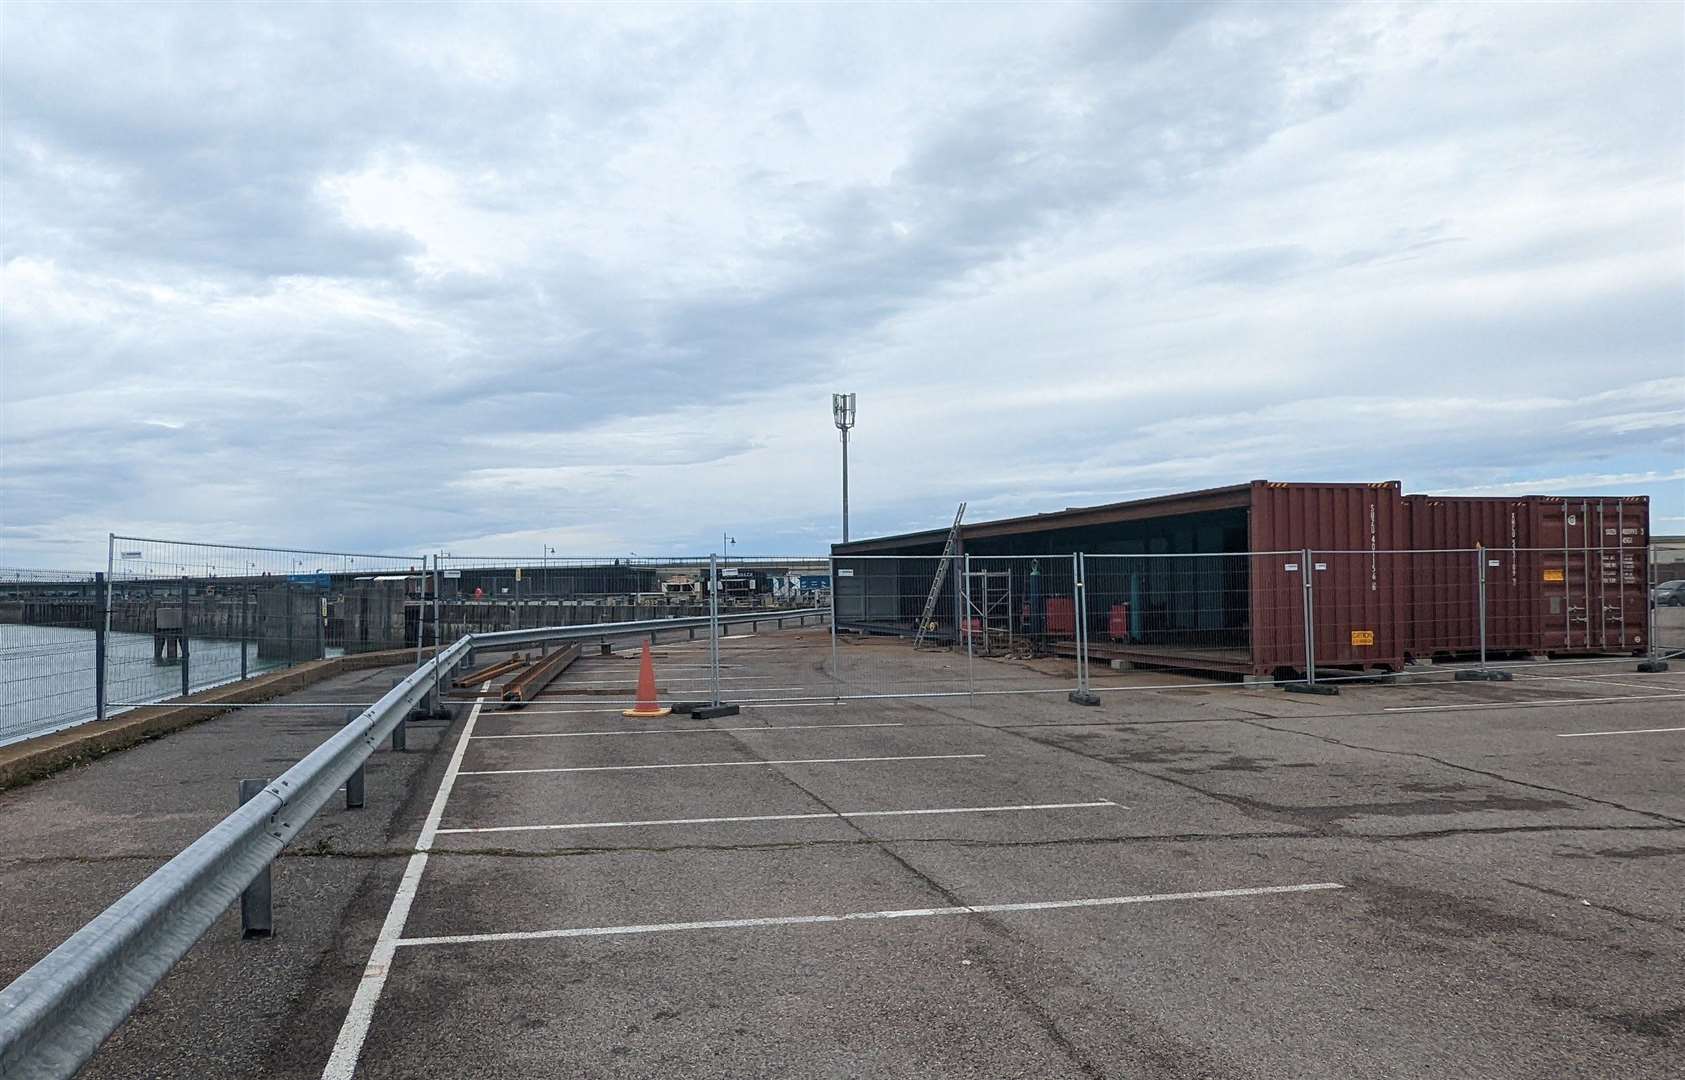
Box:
1543 569 1565 582
1351 630 1374 646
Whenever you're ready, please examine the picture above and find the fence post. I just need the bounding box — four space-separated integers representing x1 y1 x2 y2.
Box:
432 557 442 705
1639 542 1670 671
238 779 273 938
103 536 114 721
316 592 325 661
963 554 975 702
1302 549 1316 687
708 554 722 707
285 580 294 669
829 555 841 702
94 572 107 723
180 576 191 698
1068 553 1100 706
1478 546 1488 673
240 586 249 681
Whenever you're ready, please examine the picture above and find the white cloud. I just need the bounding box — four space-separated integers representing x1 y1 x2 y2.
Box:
1 1 1680 568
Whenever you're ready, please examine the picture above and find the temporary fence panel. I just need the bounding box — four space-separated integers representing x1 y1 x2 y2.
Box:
831 555 970 698
0 570 105 747
961 555 1080 695
104 538 423 714
1302 551 1411 679
435 555 829 643
1083 552 1283 678
1652 538 1685 659
707 557 835 705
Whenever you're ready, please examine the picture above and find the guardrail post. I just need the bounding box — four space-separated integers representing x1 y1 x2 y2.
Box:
94 572 108 723
180 576 191 698
344 709 367 809
390 678 407 751
237 779 273 938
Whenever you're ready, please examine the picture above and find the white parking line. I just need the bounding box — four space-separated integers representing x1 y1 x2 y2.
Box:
472 722 903 740
396 882 1345 948
322 682 490 1080
480 701 849 716
1385 693 1685 713
1555 726 1685 738
556 676 778 685
436 799 1121 835
459 753 986 777
1516 672 1685 694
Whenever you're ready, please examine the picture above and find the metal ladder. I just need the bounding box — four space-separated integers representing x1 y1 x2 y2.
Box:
914 502 966 649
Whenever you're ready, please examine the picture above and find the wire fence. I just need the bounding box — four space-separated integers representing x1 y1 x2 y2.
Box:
0 570 105 745
5 536 1680 746
430 554 829 640
805 545 1677 703
1650 539 1685 659
102 538 426 714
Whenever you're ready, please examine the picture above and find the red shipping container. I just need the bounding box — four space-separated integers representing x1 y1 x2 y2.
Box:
1249 481 1411 677
1407 495 1649 658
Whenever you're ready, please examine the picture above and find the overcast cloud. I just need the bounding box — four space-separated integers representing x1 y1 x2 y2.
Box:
1 1 1681 567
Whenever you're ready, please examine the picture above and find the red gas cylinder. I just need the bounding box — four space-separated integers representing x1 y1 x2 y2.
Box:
1108 603 1131 642
1045 597 1075 636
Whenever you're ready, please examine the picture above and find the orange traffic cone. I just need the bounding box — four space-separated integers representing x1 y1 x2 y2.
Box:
622 642 671 717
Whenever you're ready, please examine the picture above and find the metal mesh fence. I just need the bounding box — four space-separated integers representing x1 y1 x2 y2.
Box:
0 570 104 746
9 536 1679 747
1653 540 1685 659
961 555 1079 695
433 555 829 640
830 555 972 697
1081 552 1300 685
700 557 834 705
1304 547 1654 686
104 537 424 709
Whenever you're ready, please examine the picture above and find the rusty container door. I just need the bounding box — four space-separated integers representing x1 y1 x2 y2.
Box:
1406 497 1535 658
1249 481 1410 675
1528 496 1648 654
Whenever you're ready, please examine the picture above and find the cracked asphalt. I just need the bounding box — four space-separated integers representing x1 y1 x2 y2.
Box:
3 630 1683 1078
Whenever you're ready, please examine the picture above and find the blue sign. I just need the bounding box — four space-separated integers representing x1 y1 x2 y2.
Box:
286 573 332 589
797 575 831 590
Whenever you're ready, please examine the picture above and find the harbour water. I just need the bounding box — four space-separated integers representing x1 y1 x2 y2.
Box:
1 624 303 748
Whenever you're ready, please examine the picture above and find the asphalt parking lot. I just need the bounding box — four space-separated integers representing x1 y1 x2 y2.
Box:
317 631 1684 1079
7 628 1683 1078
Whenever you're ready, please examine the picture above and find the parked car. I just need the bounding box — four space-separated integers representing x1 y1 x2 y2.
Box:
1654 580 1685 607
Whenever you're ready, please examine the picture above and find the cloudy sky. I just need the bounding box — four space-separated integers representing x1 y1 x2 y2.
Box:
2 2 1681 568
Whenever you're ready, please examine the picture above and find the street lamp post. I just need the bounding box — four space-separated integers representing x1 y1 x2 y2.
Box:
832 393 856 542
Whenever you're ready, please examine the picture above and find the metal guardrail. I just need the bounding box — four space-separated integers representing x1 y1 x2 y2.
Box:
0 608 826 1078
